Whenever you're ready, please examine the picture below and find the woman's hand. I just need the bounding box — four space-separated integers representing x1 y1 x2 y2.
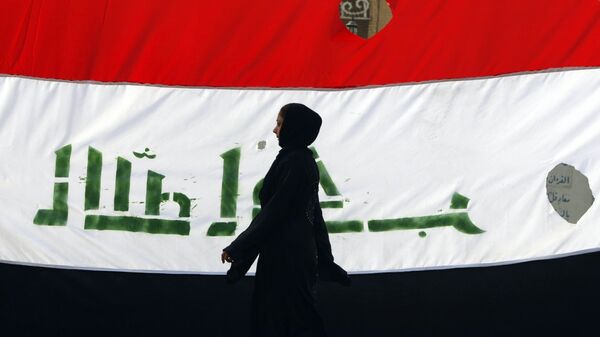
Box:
221 250 234 263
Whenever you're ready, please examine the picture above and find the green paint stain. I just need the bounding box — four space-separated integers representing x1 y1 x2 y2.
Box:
173 192 191 217
419 231 427 238
252 180 263 219
161 192 170 202
450 192 470 209
309 146 341 196
145 170 165 216
133 148 156 159
114 157 131 211
309 147 320 159
54 144 71 178
320 200 344 208
368 213 484 234
33 182 69 226
207 222 237 236
252 207 261 219
253 179 263 205
309 147 341 196
316 161 341 196
325 220 363 233
219 147 241 218
85 215 189 236
84 147 102 210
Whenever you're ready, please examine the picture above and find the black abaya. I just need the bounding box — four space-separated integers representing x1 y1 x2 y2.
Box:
223 104 349 337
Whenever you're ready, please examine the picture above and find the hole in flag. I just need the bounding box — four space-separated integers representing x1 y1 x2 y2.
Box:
339 0 393 39
257 140 267 150
546 163 594 224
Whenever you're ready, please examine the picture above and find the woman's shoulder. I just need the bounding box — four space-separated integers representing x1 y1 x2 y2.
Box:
277 148 314 167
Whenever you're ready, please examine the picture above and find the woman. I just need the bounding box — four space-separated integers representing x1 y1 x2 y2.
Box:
221 103 350 337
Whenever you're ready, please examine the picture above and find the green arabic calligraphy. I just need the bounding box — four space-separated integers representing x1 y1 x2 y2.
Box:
206 147 241 237
34 144 485 238
33 145 71 226
133 148 156 159
34 145 191 235
368 193 484 234
242 147 361 235
209 147 483 237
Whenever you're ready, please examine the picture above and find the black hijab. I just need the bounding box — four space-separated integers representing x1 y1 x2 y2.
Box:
258 103 322 208
278 103 322 150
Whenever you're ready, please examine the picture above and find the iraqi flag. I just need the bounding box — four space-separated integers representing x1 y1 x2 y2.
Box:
1 1 600 336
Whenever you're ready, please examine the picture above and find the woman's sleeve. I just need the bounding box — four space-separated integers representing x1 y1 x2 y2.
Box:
223 158 303 259
314 197 351 286
314 199 334 263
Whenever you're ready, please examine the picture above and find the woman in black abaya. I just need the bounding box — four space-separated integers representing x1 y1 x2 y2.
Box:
221 103 350 337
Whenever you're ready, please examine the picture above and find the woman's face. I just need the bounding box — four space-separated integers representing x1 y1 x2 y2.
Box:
273 112 284 139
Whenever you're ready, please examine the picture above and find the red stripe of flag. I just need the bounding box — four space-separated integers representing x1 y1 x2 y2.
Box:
1 0 599 87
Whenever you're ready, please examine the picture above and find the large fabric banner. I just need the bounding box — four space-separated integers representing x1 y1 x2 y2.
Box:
1 68 600 273
1 0 600 275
